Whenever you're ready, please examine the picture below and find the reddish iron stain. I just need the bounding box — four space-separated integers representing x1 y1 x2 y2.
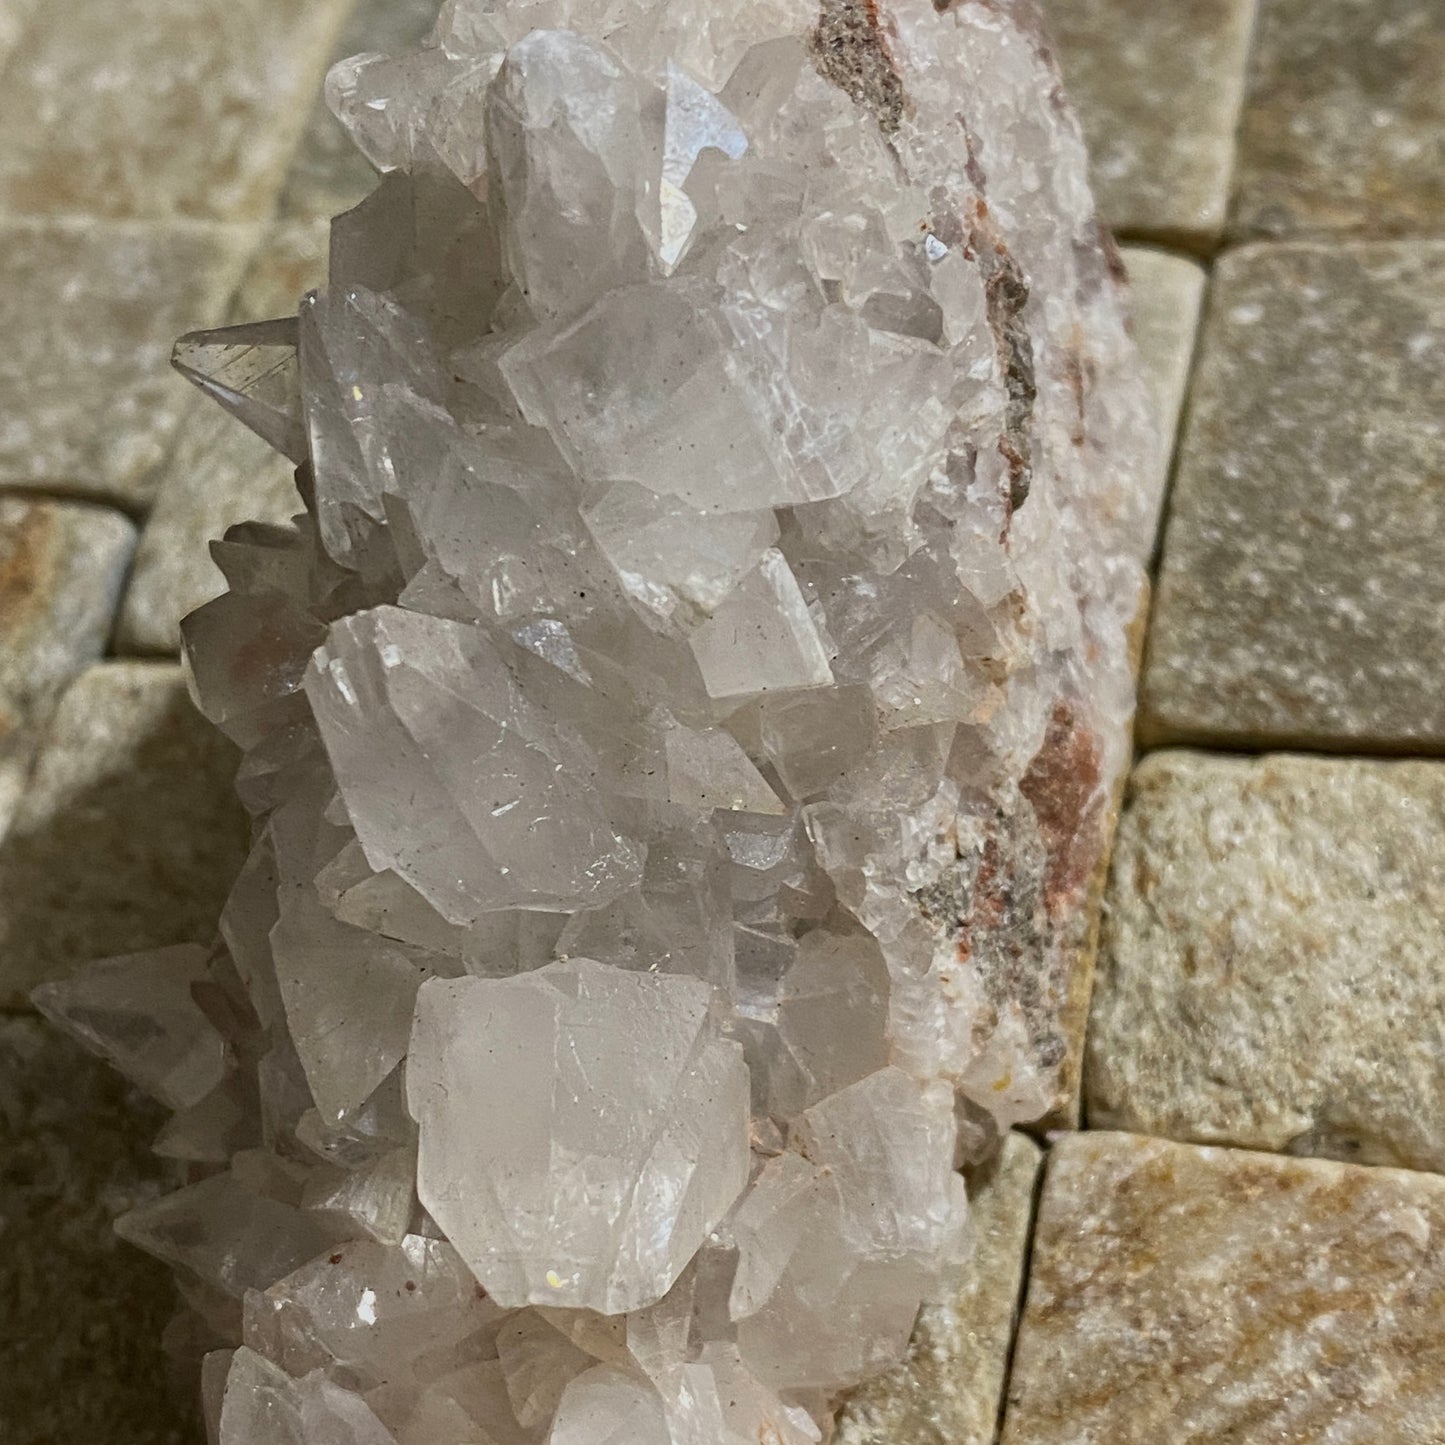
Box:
1020 701 1105 919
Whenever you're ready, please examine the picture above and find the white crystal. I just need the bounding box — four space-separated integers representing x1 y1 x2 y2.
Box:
304 605 644 923
32 944 226 1111
172 317 307 464
57 0 1161 1436
689 549 834 699
244 1234 500 1386
408 960 751 1312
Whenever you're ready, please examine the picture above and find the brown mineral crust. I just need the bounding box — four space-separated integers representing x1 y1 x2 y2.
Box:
962 198 1038 518
1099 226 1130 288
937 700 1113 1127
809 0 907 134
1020 701 1105 921
952 561 1148 1129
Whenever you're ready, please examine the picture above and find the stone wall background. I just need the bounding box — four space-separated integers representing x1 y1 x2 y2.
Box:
0 1 1440 1439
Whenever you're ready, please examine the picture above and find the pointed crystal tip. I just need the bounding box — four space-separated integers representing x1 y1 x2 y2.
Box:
173 316 308 464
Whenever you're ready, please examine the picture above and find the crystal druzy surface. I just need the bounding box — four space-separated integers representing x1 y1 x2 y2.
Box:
35 0 1160 1438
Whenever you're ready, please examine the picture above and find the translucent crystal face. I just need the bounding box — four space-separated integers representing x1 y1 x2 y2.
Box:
36 0 1159 1439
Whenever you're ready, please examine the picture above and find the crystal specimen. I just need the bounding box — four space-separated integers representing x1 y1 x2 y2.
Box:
37 0 1158 1437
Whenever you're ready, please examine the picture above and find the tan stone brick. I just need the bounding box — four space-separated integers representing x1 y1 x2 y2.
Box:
0 219 255 509
0 497 136 827
1120 245 1207 481
1003 1133 1445 1443
0 662 248 1008
1142 241 1445 749
0 0 352 222
1043 0 1256 247
1233 0 1445 240
1091 751 1445 1172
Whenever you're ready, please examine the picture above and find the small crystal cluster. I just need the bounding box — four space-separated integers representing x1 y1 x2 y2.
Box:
35 0 1158 1439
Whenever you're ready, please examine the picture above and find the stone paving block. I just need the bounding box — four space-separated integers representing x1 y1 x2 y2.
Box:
1233 0 1445 241
1120 245 1207 474
0 0 353 222
837 1132 1042 1445
0 662 248 1009
0 219 256 510
279 0 444 220
1042 0 1256 247
1001 1132 1445 1444
0 0 40 63
0 498 137 722
0 498 137 827
117 222 330 654
1089 751 1445 1172
1141 241 1445 751
0 1014 190 1444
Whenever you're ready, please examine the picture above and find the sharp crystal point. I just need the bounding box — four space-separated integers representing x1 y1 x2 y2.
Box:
87 0 1160 1436
173 317 309 464
32 944 228 1112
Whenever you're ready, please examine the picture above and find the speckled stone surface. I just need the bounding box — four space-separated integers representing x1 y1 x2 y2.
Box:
0 0 351 221
278 0 443 220
1002 1132 1445 1444
0 662 248 1008
1089 751 1445 1171
1142 242 1445 750
0 498 136 827
1043 0 1256 246
0 1015 190 1445
0 499 136 719
117 221 329 653
0 219 254 509
1233 0 1445 240
0 0 39 62
1120 246 1207 474
837 1132 1042 1445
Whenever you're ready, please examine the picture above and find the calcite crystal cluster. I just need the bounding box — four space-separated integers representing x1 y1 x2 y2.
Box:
35 0 1158 1438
